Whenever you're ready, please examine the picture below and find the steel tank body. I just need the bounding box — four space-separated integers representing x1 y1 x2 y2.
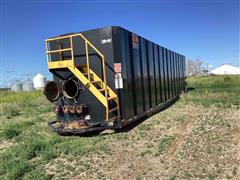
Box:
46 26 186 129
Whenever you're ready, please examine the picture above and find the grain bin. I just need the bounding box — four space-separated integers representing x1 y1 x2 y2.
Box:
11 80 22 92
44 26 187 135
33 73 46 90
23 79 34 91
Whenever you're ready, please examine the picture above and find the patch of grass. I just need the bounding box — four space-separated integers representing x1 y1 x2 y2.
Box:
0 91 42 104
135 175 142 180
22 139 48 160
0 91 49 118
232 166 237 176
208 173 217 180
183 75 240 108
0 120 36 140
2 104 21 118
175 115 185 123
169 175 176 180
54 137 110 156
158 135 175 155
0 133 110 178
37 105 52 114
138 124 152 131
22 168 51 180
140 149 152 157
0 124 21 139
183 171 192 178
0 154 32 179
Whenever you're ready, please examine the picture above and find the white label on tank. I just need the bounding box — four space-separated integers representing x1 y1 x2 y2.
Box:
115 73 123 89
101 38 112 44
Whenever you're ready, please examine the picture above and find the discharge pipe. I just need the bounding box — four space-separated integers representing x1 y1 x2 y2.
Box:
62 80 79 99
44 81 60 102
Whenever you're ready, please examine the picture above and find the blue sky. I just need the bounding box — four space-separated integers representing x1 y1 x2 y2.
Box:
0 0 239 87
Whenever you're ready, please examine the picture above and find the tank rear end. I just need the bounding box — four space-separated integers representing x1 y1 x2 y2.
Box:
44 27 120 135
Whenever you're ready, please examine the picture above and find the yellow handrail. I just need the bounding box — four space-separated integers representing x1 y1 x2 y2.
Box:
46 48 71 54
46 34 106 87
46 33 104 57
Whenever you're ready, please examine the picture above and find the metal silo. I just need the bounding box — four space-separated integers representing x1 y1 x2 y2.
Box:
11 80 23 92
23 79 34 92
33 73 46 90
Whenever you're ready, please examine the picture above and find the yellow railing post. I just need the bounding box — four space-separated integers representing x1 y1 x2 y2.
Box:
70 36 75 68
101 55 109 121
85 41 90 82
45 41 49 63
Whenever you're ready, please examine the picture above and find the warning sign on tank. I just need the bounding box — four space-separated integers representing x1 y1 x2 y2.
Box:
114 63 122 73
114 63 123 89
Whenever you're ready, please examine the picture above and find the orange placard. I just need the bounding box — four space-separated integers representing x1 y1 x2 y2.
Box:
132 34 139 43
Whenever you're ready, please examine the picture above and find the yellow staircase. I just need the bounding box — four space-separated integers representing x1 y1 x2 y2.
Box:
45 33 120 122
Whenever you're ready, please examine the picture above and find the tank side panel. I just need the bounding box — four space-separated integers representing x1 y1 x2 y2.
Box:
157 46 163 103
173 52 177 97
177 54 181 94
130 33 144 115
119 29 135 119
141 39 151 110
170 51 175 98
176 54 179 94
183 56 185 89
163 48 169 100
168 50 172 98
112 27 124 119
146 41 152 108
147 42 155 107
139 38 146 111
167 49 173 99
159 46 165 102
154 44 160 104
180 55 183 90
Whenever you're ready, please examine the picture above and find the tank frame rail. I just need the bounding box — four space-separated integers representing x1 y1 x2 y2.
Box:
45 33 120 122
48 96 179 136
48 121 113 135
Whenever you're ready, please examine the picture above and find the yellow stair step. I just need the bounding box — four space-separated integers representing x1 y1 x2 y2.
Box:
99 88 105 92
99 88 109 93
83 72 93 77
109 106 119 113
91 80 101 84
108 96 116 101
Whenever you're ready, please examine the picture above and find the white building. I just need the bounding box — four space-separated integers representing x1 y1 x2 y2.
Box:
33 73 47 90
11 80 23 92
210 64 240 75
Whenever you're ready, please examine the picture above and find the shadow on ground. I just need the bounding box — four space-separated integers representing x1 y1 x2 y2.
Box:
116 96 180 134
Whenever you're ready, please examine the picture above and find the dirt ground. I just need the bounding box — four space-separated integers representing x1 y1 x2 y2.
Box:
44 104 240 180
